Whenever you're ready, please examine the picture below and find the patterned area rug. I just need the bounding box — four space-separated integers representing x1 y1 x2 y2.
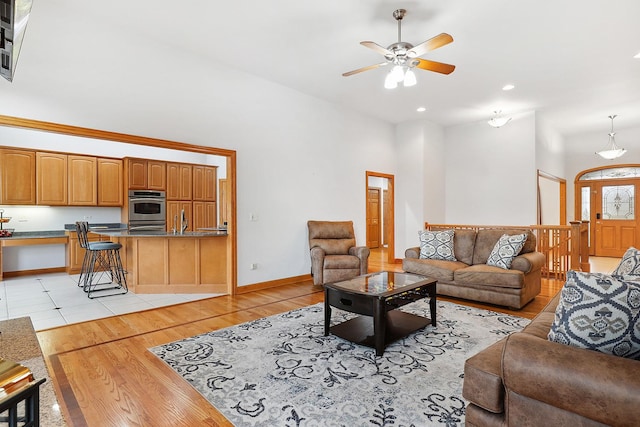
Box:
149 300 528 426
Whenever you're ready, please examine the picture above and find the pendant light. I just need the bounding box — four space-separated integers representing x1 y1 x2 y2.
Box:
487 111 511 128
596 115 626 160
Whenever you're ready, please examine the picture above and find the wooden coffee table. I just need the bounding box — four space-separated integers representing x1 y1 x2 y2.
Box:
324 271 437 356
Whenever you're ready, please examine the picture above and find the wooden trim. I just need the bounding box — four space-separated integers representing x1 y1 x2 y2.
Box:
3 267 66 277
236 274 312 294
0 115 235 157
365 171 395 264
1 236 68 246
0 114 238 294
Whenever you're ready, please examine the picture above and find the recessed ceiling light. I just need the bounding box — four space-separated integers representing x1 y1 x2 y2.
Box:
502 84 515 91
416 107 426 112
634 52 640 59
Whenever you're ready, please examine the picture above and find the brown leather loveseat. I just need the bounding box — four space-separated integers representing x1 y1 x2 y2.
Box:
403 228 545 309
462 293 640 426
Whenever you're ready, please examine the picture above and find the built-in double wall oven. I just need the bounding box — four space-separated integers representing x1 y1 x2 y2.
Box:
128 190 166 232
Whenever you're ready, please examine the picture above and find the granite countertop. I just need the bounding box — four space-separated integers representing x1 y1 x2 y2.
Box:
0 317 67 426
3 230 67 239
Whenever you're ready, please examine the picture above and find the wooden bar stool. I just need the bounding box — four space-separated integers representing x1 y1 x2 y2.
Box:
75 221 127 298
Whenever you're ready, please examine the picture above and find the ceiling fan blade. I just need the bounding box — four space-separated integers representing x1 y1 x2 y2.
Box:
408 33 454 57
342 62 388 77
360 41 393 56
414 58 456 75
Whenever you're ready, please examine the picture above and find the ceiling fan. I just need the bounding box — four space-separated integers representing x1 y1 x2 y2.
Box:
343 9 455 88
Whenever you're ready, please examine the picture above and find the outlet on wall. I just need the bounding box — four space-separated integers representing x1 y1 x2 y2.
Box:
250 263 258 270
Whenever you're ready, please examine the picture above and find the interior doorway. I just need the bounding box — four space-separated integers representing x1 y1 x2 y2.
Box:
537 170 566 225
366 171 395 264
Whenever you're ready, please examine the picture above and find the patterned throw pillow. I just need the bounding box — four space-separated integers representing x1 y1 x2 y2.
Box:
612 247 640 276
486 233 527 269
548 271 640 359
418 229 456 261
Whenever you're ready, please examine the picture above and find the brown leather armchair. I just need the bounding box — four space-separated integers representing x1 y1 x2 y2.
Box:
307 220 370 285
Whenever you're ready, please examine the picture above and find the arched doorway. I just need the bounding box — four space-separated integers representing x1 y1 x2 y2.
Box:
575 165 640 257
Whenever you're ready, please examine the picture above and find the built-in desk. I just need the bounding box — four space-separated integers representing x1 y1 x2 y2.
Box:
92 230 229 294
0 232 68 280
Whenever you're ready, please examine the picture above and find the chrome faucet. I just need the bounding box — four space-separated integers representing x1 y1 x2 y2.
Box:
180 209 188 234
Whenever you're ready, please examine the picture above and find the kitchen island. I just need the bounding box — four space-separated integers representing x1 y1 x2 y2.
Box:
92 230 228 294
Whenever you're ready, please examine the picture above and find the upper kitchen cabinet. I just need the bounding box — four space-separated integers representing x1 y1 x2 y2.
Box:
0 148 36 205
68 155 97 205
167 162 192 200
36 151 68 205
97 158 123 206
193 165 217 201
127 158 166 190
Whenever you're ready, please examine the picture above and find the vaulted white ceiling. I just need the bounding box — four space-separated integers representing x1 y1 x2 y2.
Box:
8 0 640 136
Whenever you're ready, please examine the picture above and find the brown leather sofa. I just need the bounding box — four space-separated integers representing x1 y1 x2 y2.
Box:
403 228 545 309
463 293 640 426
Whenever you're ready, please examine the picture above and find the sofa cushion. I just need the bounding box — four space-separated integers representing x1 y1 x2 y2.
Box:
486 233 528 269
401 258 467 282
472 229 535 265
612 246 640 276
548 270 640 359
454 264 525 289
323 254 360 269
418 229 456 261
432 228 477 265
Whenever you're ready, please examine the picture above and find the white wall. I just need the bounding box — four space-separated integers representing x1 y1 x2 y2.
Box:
563 124 640 221
395 120 446 256
444 111 538 225
535 114 566 179
0 18 396 284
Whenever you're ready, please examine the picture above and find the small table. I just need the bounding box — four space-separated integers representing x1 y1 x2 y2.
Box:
324 271 437 356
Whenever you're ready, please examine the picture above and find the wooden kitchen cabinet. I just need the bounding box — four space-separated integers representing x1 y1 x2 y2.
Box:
166 200 193 232
0 148 36 205
127 158 166 190
66 230 111 274
147 160 166 190
193 165 217 201
36 151 68 205
193 201 217 229
128 158 148 189
166 163 192 200
97 158 123 206
68 155 97 205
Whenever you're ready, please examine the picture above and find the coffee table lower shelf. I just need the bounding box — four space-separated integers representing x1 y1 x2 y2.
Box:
329 310 432 350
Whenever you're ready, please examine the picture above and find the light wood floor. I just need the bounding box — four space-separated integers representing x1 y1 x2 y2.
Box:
36 249 617 426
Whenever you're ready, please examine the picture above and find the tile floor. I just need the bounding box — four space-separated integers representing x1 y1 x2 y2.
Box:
0 272 220 331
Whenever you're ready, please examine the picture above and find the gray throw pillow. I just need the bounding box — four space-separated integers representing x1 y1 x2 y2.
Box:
486 233 527 269
548 270 640 360
418 229 456 261
612 247 640 276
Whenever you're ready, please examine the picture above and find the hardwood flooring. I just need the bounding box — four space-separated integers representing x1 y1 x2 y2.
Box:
37 248 614 426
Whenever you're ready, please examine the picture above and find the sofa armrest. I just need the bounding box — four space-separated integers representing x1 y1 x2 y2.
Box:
349 246 370 274
405 247 420 259
510 251 545 274
502 332 640 427
309 246 326 285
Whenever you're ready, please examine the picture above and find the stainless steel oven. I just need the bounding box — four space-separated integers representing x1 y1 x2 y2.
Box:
128 190 166 229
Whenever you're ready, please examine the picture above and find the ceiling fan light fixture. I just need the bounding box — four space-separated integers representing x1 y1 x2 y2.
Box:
596 115 626 160
391 65 405 83
384 71 399 89
487 111 512 128
403 68 417 87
